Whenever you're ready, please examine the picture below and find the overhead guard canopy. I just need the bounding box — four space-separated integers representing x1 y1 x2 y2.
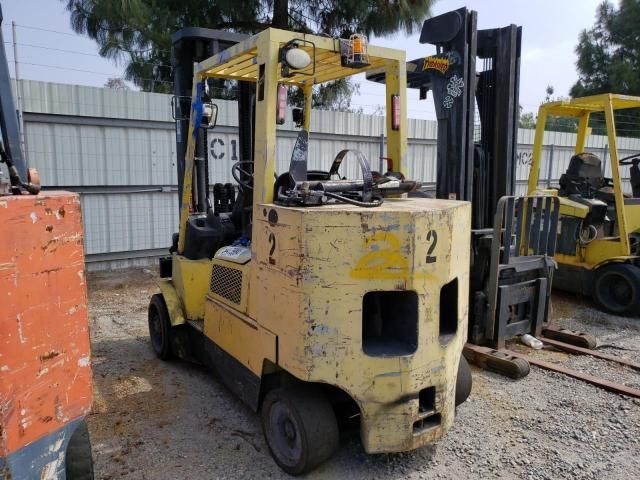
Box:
194 28 400 86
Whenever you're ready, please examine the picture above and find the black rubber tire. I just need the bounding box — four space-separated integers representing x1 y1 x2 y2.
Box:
148 293 172 360
65 420 94 480
455 355 473 406
261 386 339 475
594 264 640 316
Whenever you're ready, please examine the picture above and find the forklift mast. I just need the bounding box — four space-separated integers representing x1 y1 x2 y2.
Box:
367 8 559 367
404 7 521 230
171 28 253 230
0 6 23 173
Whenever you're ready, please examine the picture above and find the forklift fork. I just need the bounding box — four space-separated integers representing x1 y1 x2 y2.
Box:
483 195 559 349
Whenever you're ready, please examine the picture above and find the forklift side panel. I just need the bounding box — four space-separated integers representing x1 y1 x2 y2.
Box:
158 279 186 326
204 298 277 377
0 192 92 476
172 256 213 320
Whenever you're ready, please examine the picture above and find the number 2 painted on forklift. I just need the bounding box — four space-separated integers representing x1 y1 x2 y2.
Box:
426 230 437 264
268 232 276 265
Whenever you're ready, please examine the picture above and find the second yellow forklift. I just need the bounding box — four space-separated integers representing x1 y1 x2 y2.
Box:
528 94 640 316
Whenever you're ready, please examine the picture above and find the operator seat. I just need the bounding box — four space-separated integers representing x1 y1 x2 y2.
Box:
559 152 605 197
630 159 640 197
558 152 610 226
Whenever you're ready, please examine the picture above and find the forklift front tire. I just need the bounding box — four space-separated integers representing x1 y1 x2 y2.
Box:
148 294 172 360
261 386 339 475
455 355 473 406
594 264 640 316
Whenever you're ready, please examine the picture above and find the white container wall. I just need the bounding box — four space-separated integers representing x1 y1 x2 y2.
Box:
16 80 639 270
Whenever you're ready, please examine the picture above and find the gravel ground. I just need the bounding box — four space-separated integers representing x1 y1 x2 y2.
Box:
87 268 640 480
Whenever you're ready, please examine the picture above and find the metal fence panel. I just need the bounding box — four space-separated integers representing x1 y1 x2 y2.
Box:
14 80 640 270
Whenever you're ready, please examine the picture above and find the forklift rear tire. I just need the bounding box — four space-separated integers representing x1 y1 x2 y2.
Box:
65 420 94 480
261 386 339 475
594 264 640 316
148 294 172 360
455 355 473 406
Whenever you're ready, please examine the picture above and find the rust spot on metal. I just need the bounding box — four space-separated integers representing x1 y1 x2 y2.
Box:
39 351 61 362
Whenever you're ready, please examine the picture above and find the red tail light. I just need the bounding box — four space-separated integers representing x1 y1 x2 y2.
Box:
276 84 287 125
391 94 400 131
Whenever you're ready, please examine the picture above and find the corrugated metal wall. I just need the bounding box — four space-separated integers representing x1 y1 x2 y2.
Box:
16 80 639 270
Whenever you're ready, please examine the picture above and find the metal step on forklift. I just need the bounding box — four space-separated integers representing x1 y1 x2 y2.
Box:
0 2 94 478
369 7 595 379
528 94 640 316
149 27 473 475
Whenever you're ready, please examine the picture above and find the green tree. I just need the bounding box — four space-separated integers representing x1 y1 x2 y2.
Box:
571 0 640 137
517 86 578 132
543 85 578 133
518 106 536 129
571 0 640 97
62 0 433 111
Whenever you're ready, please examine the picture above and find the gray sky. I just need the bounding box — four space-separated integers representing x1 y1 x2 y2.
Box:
2 0 602 119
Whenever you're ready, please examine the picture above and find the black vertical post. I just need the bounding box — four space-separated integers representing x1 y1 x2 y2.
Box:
237 80 255 238
419 8 477 203
171 28 248 211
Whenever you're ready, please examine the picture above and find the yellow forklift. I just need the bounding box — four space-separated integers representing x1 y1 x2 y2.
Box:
149 27 472 474
528 94 640 315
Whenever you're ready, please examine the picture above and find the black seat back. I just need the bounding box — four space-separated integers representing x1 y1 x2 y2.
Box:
559 152 604 197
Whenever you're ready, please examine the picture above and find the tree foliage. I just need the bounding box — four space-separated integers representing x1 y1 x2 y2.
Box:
571 0 640 98
518 107 536 129
104 77 129 90
62 0 433 110
518 86 578 132
571 0 640 137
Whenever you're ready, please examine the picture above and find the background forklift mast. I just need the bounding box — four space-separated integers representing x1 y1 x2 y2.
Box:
370 7 569 377
170 28 254 262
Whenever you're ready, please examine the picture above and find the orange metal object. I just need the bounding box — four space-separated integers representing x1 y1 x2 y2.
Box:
0 191 92 456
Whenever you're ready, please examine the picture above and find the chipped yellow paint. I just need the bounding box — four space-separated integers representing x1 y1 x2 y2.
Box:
248 198 470 452
204 297 277 376
171 256 212 321
166 27 471 455
158 279 186 326
351 232 409 280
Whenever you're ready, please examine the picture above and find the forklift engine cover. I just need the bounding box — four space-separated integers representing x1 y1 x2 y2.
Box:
246 199 471 452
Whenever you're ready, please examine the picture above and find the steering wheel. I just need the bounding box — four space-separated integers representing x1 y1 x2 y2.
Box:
231 161 254 190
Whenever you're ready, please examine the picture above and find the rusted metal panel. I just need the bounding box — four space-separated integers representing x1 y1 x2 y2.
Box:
0 192 92 468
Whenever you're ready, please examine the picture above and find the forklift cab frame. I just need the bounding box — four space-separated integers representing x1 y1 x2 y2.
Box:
529 94 640 263
528 94 640 314
177 27 408 251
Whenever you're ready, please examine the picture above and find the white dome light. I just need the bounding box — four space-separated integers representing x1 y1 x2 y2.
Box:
285 48 311 70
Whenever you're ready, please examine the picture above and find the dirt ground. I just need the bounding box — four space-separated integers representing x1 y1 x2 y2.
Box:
86 268 640 480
